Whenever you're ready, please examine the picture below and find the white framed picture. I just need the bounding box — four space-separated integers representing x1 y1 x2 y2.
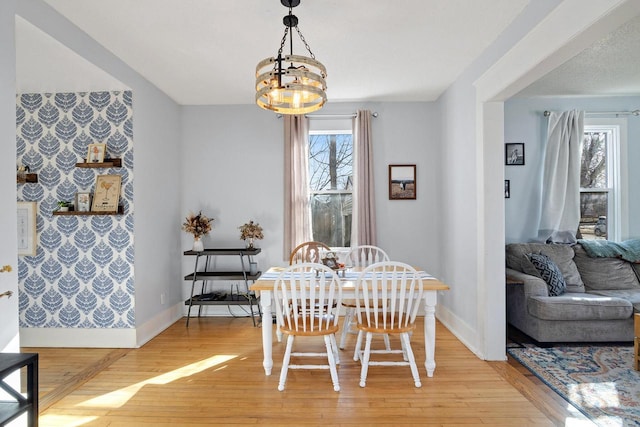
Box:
76 192 92 212
87 143 106 163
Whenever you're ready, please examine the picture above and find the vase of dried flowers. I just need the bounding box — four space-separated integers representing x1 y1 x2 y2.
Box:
239 220 264 249
182 211 214 251
192 237 204 252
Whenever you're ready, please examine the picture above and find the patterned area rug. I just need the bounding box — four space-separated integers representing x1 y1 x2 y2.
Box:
508 345 640 426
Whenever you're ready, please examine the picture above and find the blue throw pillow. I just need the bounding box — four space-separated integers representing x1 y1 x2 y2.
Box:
527 253 567 296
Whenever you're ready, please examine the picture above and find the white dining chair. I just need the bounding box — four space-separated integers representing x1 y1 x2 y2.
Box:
273 262 343 391
354 261 423 388
278 241 332 342
339 245 391 352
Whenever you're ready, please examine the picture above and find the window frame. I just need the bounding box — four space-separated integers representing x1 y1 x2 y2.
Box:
581 118 628 241
307 129 354 250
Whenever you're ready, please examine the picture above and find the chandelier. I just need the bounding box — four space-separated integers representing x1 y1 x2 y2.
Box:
255 0 327 115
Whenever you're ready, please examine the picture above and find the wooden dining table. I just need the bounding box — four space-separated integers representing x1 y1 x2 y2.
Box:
250 266 450 377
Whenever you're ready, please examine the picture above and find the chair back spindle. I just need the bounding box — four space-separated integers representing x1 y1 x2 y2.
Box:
346 245 390 267
289 241 331 265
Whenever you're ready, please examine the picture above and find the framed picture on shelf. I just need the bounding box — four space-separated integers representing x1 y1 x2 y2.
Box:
505 142 525 165
17 201 36 256
91 174 121 212
87 143 106 163
76 192 92 212
389 164 416 200
505 180 511 198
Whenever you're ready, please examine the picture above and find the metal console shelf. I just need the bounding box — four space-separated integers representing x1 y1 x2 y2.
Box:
183 248 262 326
0 352 38 427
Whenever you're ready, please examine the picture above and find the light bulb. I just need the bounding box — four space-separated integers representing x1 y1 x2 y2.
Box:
292 91 302 108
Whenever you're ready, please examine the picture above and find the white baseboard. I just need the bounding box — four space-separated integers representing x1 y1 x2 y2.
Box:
20 326 138 348
135 302 184 347
436 305 484 360
20 303 184 348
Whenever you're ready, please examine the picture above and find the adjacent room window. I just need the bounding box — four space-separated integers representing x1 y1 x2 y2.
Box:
579 120 627 241
308 131 353 247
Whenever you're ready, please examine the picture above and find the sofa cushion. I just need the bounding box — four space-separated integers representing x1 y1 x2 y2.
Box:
506 243 585 293
586 289 640 312
573 244 640 290
527 253 566 296
528 293 632 321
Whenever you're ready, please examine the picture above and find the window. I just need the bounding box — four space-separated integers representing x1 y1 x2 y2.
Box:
579 119 627 241
308 131 353 247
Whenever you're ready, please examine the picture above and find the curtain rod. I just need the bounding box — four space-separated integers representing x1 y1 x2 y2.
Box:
543 109 640 117
276 112 379 119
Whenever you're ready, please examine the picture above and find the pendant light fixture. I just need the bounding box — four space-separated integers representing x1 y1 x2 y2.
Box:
255 0 327 115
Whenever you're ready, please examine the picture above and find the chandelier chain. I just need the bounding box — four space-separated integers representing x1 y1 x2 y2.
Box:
295 26 315 59
276 27 290 57
276 26 316 60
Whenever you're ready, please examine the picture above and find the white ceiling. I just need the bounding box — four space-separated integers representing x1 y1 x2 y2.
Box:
15 1 640 104
19 0 529 104
514 14 640 98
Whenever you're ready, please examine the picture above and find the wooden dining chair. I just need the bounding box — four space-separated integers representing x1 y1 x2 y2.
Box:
289 241 330 265
354 261 424 388
339 245 391 351
273 263 343 392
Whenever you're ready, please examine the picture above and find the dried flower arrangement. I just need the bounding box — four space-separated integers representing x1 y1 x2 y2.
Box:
239 220 264 240
182 211 214 238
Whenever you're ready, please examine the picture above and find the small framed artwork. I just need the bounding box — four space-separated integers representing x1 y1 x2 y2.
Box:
91 174 122 212
389 164 416 200
505 142 525 165
505 180 511 198
76 192 92 212
17 201 36 256
87 143 106 163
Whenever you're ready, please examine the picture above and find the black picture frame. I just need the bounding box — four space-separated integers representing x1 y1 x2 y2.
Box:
505 180 510 198
505 142 525 165
389 164 416 200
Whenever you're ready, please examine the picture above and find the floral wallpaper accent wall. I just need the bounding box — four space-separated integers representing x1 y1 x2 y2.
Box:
16 91 135 329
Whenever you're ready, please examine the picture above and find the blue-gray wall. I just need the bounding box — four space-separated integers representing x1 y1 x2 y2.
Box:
504 96 640 243
178 102 443 317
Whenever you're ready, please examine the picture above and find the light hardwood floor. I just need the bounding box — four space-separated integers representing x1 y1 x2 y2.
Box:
21 317 594 426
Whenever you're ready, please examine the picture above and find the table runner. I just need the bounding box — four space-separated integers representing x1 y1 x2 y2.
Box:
259 269 436 281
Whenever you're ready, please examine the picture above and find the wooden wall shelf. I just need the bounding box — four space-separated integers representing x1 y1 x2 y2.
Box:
53 206 124 216
16 173 38 183
75 158 122 168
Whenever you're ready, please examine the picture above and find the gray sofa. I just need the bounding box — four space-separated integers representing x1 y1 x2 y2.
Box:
506 241 640 343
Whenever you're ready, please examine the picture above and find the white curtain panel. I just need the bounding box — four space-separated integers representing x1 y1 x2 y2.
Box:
284 115 312 260
352 110 377 246
536 110 585 243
